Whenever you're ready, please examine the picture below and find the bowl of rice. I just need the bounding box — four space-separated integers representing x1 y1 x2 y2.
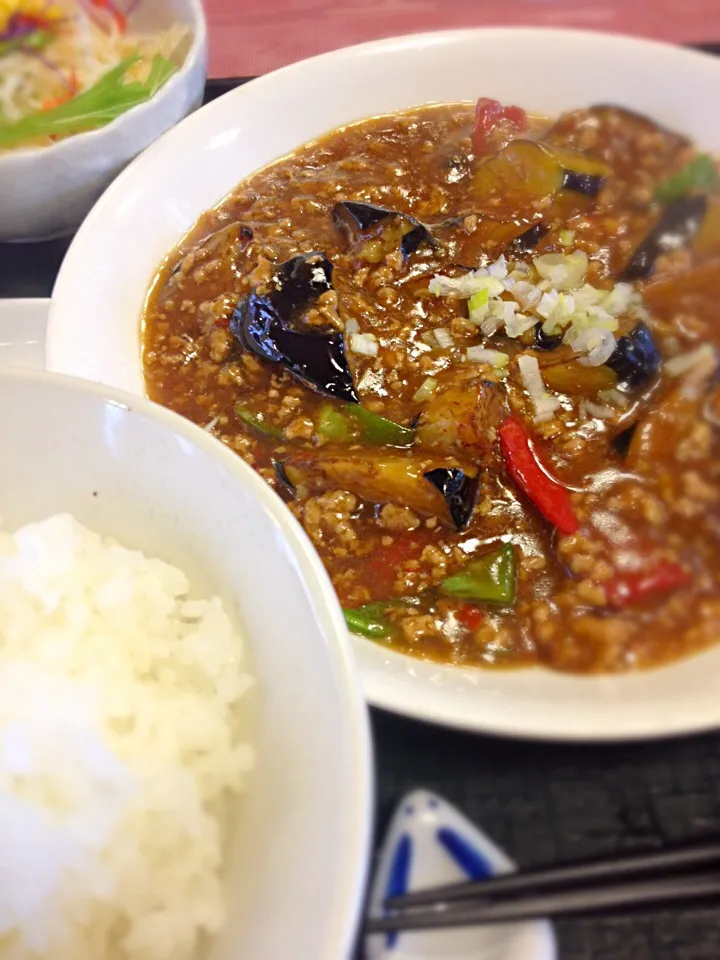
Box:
0 0 206 241
0 368 372 960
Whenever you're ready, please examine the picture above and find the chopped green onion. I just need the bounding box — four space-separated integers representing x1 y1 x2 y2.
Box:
466 346 509 367
429 273 504 299
235 405 284 439
468 288 491 325
654 154 720 204
0 53 177 149
559 229 576 247
469 288 489 312
315 402 414 447
412 377 439 403
440 543 517 605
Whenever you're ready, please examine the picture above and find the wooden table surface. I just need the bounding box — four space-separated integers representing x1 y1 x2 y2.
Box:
202 0 720 77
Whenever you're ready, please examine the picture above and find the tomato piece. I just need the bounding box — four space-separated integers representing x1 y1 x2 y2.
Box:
473 97 528 155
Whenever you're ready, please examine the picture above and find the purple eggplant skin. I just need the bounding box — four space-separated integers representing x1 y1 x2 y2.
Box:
231 293 359 403
401 223 433 257
271 252 333 317
333 201 392 232
332 201 436 258
605 322 662 390
273 460 296 496
508 222 549 254
612 426 636 457
423 467 479 530
620 195 707 282
534 324 563 351
230 251 359 403
561 170 605 197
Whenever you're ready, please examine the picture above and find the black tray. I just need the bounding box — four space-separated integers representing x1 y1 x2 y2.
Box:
3 57 720 959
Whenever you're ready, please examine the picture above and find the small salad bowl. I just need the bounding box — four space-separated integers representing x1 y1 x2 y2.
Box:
0 0 206 242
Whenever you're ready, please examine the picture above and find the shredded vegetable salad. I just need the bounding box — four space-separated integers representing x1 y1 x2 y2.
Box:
0 0 190 150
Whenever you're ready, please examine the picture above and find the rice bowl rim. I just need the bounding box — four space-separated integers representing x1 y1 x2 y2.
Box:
0 0 207 166
0 365 374 960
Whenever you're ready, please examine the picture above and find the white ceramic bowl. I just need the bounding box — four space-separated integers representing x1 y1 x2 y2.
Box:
0 0 206 242
0 369 372 959
48 28 720 740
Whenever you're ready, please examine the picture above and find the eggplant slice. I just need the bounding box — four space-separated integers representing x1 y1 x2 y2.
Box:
561 170 604 197
271 250 334 317
620 195 708 282
507 222 550 254
424 468 479 530
332 200 453 261
473 140 607 215
533 324 563 351
605 322 662 390
282 448 479 529
230 252 359 403
415 380 507 461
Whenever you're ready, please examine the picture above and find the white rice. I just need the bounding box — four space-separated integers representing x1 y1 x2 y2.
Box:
0 514 254 960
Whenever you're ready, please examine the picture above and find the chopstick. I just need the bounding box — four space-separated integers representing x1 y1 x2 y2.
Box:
388 839 720 908
365 840 720 935
366 870 720 933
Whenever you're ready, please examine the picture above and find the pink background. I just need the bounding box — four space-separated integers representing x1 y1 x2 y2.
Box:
203 0 720 78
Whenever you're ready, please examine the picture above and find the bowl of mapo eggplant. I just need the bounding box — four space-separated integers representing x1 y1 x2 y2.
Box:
48 28 720 738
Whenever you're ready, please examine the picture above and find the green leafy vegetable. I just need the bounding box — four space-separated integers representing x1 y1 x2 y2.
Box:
315 401 415 447
235 405 284 440
440 542 517 604
655 154 720 204
143 53 178 97
0 53 177 149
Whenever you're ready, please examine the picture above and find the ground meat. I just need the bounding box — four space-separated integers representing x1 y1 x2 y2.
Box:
301 491 359 548
378 504 421 531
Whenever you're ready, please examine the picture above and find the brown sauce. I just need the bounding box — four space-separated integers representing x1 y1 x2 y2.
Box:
143 102 720 673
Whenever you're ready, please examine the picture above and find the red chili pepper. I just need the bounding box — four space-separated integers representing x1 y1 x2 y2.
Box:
605 560 690 608
473 97 528 155
456 604 485 630
499 417 579 535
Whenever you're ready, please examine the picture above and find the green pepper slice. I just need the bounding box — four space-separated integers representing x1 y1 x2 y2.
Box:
235 405 284 440
655 154 720 204
343 603 395 638
440 542 517 605
315 402 414 447
315 403 356 442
